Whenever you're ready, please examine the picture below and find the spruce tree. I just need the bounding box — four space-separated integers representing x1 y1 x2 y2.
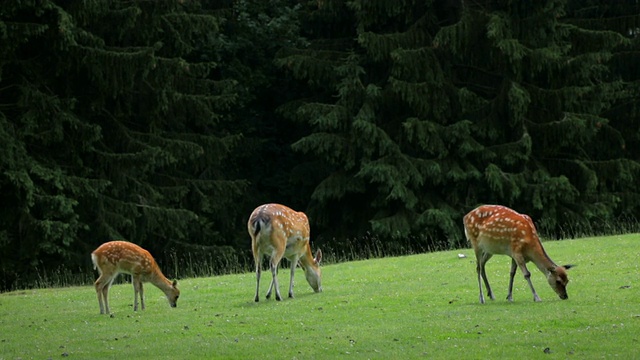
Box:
216 0 312 211
0 0 109 289
436 0 640 236
277 0 467 248
0 0 247 289
564 0 640 227
279 0 640 248
60 0 252 272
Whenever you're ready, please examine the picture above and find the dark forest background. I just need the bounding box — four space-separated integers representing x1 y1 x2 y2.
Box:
1 0 639 291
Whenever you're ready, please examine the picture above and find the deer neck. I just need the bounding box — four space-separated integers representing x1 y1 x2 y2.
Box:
299 254 318 273
297 245 317 270
530 244 558 275
149 271 174 294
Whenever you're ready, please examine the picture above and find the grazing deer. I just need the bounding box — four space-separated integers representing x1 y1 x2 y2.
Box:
463 205 574 303
248 203 322 302
91 241 180 314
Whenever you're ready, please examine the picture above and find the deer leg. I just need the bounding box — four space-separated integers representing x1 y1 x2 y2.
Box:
507 258 518 301
479 252 494 302
101 278 114 314
266 258 283 301
474 250 492 303
475 258 485 304
93 276 104 314
480 265 494 301
288 257 299 298
518 262 541 302
254 257 262 302
139 282 145 311
102 284 110 315
266 245 285 301
265 259 275 300
133 278 141 311
94 277 106 314
95 275 116 314
474 250 484 304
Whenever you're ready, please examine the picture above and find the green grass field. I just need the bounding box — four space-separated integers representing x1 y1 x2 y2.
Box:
1 234 638 359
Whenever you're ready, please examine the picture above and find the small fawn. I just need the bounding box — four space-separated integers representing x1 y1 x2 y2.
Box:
463 205 574 303
91 241 180 314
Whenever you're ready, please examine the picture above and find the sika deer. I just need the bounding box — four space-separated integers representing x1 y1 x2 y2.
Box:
248 203 322 302
91 241 180 314
463 205 573 303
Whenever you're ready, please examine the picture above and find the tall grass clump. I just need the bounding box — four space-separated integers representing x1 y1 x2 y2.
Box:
166 246 252 279
320 232 456 264
539 215 640 240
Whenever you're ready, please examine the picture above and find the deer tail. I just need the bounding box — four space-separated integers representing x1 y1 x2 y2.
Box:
250 213 272 238
90 253 98 271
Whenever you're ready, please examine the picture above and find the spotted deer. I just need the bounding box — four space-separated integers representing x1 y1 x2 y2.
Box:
248 203 322 302
91 241 180 314
463 205 574 303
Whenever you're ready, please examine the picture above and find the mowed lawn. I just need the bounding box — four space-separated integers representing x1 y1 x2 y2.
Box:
1 234 638 359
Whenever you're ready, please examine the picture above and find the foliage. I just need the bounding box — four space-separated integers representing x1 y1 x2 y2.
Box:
1 0 640 290
277 0 640 251
0 0 247 290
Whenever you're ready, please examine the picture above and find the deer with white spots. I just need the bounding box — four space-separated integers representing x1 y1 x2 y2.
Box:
463 205 573 303
248 203 322 302
91 241 180 314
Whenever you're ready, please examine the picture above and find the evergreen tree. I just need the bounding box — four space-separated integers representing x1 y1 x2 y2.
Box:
216 0 312 211
279 0 640 248
275 0 362 242
2 0 639 290
436 0 640 236
564 0 640 226
277 0 467 249
64 0 248 259
0 0 247 289
0 0 108 289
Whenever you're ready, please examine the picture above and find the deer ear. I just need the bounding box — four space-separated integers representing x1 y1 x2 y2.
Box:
314 249 322 265
563 264 575 270
172 280 178 287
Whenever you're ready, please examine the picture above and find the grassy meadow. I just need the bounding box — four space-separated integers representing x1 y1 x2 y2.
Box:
1 233 638 359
